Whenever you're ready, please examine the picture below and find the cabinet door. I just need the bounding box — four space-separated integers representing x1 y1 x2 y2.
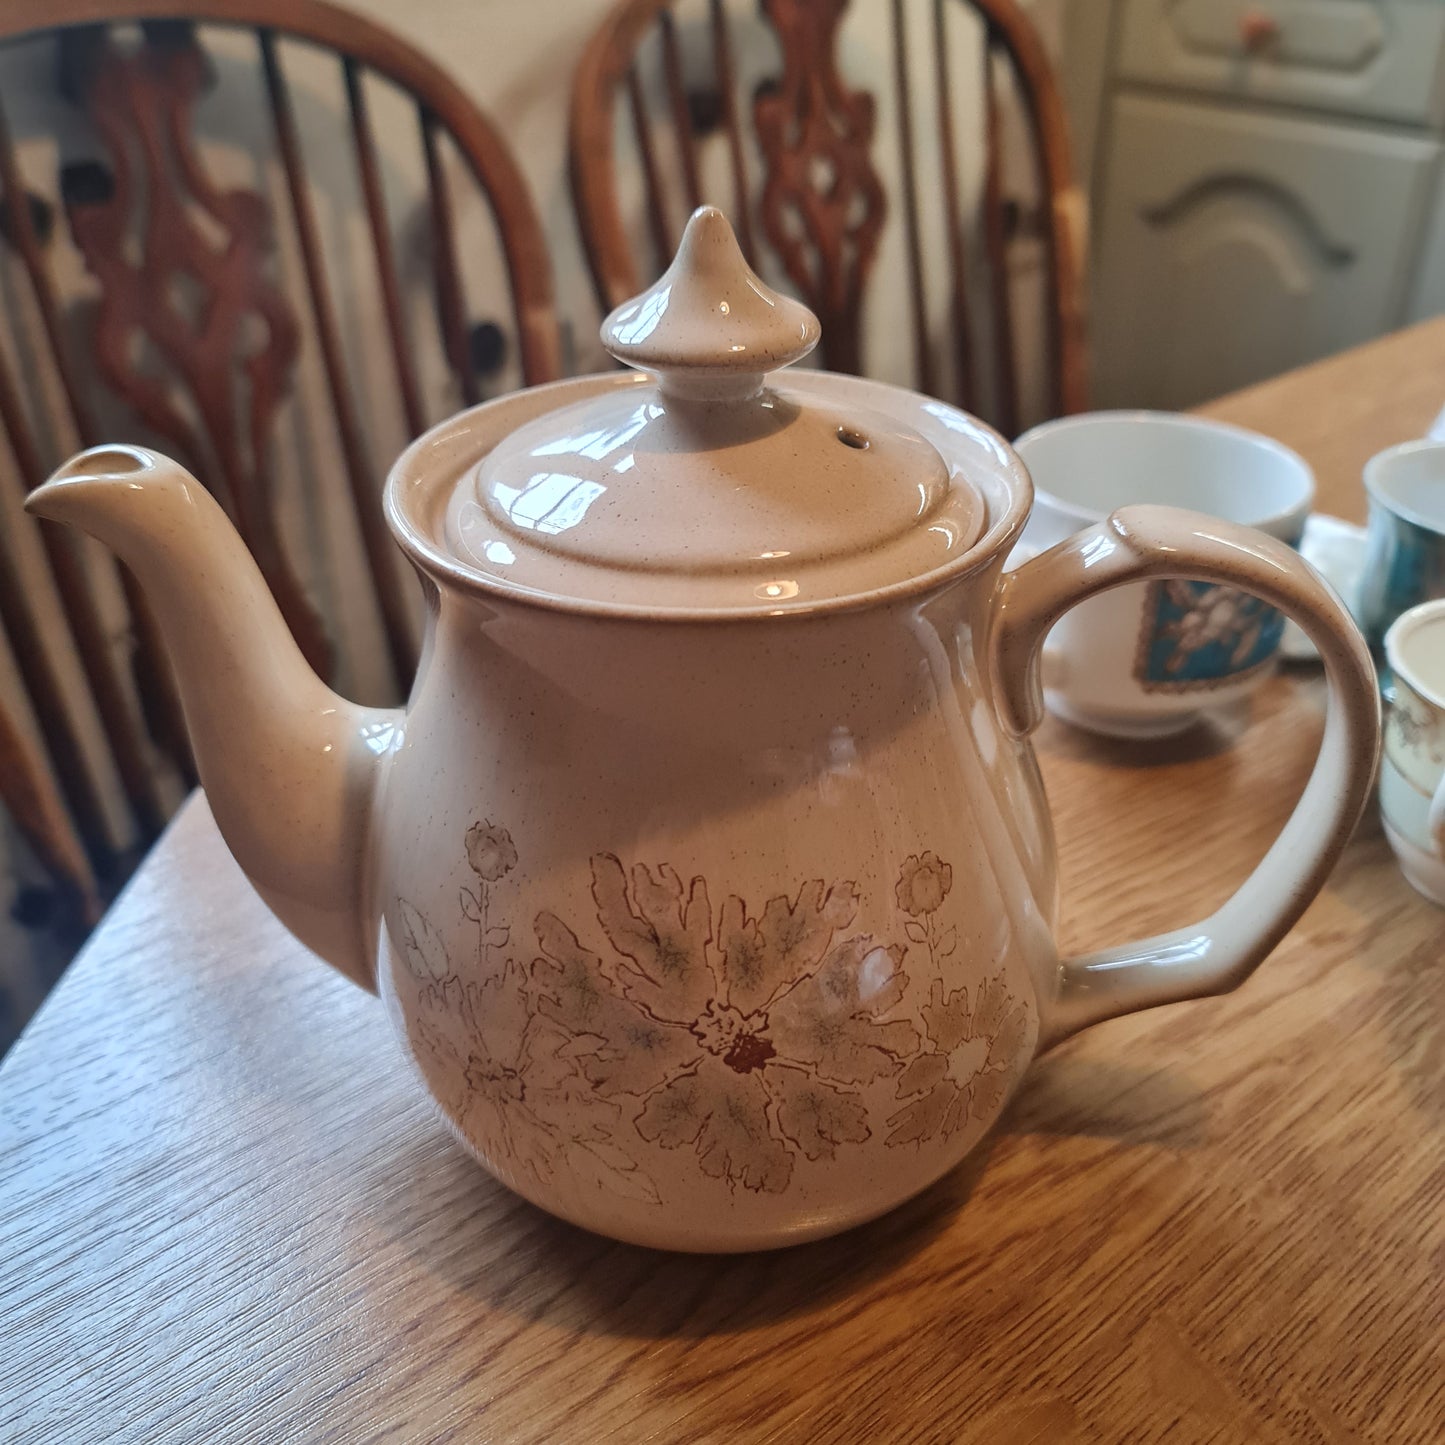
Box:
1406 179 1445 323
1093 95 1437 410
1118 0 1445 127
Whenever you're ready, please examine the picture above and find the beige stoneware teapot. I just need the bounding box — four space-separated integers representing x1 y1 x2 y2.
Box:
28 208 1379 1252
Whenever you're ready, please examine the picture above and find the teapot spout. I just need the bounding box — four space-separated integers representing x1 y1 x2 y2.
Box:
26 445 398 990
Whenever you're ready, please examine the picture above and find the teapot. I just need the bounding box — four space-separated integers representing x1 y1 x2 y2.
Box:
27 208 1379 1252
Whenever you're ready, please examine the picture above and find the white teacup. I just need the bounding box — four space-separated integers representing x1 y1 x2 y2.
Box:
1380 598 1445 906
1014 412 1315 738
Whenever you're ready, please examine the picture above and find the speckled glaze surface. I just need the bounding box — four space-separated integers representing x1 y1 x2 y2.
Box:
449 206 986 613
1380 599 1445 906
25 209 1381 1251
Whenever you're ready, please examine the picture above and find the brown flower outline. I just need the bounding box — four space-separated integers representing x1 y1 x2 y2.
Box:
532 855 920 1195
896 851 957 975
886 974 1028 1147
395 828 660 1207
461 820 518 966
398 829 1005 1202
896 851 953 917
466 820 518 882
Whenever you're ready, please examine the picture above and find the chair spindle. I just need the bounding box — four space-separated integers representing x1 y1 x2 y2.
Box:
626 62 673 275
0 546 119 861
890 0 933 398
344 57 426 440
0 693 102 925
658 10 701 214
709 0 756 266
933 0 976 410
260 28 414 689
418 107 480 414
0 93 171 834
980 34 1018 437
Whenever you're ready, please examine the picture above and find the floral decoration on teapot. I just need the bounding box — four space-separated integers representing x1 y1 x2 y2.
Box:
392 825 1031 1201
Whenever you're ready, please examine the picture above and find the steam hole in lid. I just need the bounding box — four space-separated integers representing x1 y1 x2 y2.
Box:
836 426 869 451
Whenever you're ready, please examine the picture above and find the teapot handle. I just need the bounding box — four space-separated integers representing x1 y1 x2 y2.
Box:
992 504 1380 1050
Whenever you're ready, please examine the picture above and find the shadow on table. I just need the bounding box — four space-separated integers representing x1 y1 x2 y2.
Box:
1035 696 1256 770
372 1127 997 1339
1037 663 1331 772
1005 1051 1209 1151
370 1048 1208 1341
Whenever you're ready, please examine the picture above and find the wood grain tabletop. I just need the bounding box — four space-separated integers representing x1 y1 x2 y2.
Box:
4 322 1444 1444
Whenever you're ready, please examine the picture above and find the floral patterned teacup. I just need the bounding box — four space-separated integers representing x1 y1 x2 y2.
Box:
1014 412 1314 739
1380 599 1445 905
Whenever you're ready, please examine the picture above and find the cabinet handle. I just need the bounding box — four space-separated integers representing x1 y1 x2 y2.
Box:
1239 10 1281 53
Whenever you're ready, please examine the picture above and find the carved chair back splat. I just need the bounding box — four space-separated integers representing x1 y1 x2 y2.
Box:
0 0 561 896
570 0 1088 431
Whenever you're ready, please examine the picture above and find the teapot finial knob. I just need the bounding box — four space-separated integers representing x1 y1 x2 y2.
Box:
600 206 820 402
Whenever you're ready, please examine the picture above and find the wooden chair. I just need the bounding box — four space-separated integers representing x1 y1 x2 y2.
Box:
0 0 561 882
0 693 103 930
570 0 1087 433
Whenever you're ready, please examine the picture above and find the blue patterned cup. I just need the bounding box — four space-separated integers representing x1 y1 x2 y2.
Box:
1359 440 1445 660
1014 412 1314 738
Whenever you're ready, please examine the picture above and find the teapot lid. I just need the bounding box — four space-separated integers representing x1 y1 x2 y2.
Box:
445 207 987 613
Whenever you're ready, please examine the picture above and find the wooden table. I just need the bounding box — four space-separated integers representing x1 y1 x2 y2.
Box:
4 324 1444 1444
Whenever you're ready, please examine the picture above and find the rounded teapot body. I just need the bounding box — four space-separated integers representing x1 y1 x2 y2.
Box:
374 581 1057 1251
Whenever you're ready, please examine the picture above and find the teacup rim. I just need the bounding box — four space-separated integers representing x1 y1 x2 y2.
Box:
1385 597 1445 712
1363 438 1445 537
1015 409 1315 532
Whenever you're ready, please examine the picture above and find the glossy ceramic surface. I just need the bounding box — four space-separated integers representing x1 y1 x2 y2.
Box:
24 209 1381 1252
449 207 986 612
1014 412 1315 738
1380 599 1445 906
1359 439 1445 656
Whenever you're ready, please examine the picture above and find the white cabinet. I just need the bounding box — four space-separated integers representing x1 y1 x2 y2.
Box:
1117 0 1445 127
1093 95 1438 409
1084 0 1445 409
1407 176 1445 323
